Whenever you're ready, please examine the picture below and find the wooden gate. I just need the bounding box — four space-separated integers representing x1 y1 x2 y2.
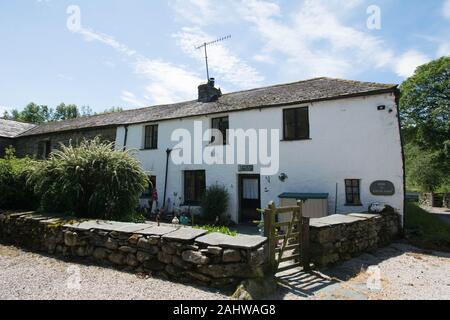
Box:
263 200 310 273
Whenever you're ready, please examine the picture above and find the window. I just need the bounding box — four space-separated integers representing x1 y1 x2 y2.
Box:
184 170 206 205
144 125 158 150
345 179 361 205
37 140 51 159
211 116 229 145
283 107 310 140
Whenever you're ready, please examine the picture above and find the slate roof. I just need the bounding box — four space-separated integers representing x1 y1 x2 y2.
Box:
0 119 36 138
16 77 397 138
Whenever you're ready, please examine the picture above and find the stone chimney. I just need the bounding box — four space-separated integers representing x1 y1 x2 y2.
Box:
198 78 222 103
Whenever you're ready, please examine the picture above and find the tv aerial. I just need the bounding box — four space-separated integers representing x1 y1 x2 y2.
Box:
195 35 231 81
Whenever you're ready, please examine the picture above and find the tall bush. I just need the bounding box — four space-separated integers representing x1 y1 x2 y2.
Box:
28 138 148 220
200 184 230 224
0 147 38 210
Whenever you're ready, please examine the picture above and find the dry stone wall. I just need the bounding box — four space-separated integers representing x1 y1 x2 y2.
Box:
0 212 268 289
309 211 401 267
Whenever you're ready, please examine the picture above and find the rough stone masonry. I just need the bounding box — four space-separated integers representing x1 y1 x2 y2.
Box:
0 212 268 289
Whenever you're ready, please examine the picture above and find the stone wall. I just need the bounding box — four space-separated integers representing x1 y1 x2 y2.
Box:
0 212 268 289
0 137 13 157
309 211 401 267
13 126 117 158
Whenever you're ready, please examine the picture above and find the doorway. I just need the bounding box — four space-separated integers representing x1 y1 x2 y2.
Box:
238 174 261 223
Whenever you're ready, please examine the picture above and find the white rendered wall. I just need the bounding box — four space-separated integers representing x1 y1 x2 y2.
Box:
116 92 404 223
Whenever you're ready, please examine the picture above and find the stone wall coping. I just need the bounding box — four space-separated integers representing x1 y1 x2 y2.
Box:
195 232 267 249
162 228 208 242
138 225 180 236
310 214 370 228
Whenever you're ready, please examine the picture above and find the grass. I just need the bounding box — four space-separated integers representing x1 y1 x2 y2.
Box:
404 202 450 251
194 225 238 236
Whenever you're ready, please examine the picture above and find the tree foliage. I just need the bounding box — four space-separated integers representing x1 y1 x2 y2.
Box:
200 184 230 224
0 147 39 210
28 138 149 220
400 56 450 192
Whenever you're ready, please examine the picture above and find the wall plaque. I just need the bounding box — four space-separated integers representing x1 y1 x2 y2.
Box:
238 165 254 172
370 181 395 196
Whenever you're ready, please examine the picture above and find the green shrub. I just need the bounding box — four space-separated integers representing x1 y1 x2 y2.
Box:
200 184 230 224
405 202 450 251
194 225 237 236
0 147 38 210
28 138 149 220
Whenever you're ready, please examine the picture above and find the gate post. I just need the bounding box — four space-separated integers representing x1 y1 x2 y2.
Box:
301 216 311 271
265 201 277 273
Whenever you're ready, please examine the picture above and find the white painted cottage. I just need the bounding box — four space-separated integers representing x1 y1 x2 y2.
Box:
114 77 405 224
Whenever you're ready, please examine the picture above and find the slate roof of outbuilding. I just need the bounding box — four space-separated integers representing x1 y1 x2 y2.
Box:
16 77 397 138
0 119 36 138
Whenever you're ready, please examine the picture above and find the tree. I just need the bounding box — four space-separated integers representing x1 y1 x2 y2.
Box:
6 103 52 123
400 56 450 192
52 103 79 121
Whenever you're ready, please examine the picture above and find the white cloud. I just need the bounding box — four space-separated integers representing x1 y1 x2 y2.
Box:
134 58 202 104
437 42 450 57
443 0 450 19
169 0 235 26
394 50 430 78
57 74 73 81
120 91 147 108
173 27 264 89
71 26 203 106
236 0 395 79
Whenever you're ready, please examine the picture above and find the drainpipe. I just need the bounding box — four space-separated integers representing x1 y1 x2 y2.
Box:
122 125 129 151
163 148 172 208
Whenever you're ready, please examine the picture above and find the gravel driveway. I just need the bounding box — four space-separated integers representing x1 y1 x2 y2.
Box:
0 245 229 300
2 242 449 300
275 242 450 300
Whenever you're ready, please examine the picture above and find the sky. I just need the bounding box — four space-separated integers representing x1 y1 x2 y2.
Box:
0 0 449 114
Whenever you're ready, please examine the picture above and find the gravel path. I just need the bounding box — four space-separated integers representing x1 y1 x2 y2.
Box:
276 242 450 300
0 245 229 300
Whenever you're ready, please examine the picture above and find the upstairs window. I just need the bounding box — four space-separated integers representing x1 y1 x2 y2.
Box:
345 179 362 205
184 170 206 206
144 125 158 150
283 107 310 140
211 116 229 145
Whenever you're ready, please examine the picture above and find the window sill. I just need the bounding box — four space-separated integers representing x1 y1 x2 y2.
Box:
345 204 364 207
181 202 201 207
140 148 158 151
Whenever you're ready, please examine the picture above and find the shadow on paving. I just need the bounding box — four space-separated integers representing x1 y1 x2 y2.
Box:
272 241 447 300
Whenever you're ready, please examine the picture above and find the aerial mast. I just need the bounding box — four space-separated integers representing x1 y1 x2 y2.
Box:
195 35 231 81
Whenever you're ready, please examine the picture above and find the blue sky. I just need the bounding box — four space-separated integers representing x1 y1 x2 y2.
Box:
0 0 449 114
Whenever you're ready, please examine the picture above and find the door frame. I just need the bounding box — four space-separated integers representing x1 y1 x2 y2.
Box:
238 174 261 223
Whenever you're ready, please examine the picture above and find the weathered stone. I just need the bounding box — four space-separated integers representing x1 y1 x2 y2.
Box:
162 227 207 242
206 246 223 255
232 277 277 300
126 254 139 267
197 263 257 279
136 251 153 263
64 231 78 247
143 260 166 271
108 252 125 265
93 247 108 260
157 251 173 264
104 237 119 250
137 237 159 251
222 249 241 262
196 233 267 249
173 256 193 270
249 247 266 266
181 250 210 265
119 246 137 254
161 245 177 255
165 264 183 277
128 234 141 245
76 246 87 257
186 271 211 283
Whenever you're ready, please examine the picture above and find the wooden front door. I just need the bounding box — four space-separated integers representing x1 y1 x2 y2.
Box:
239 174 261 223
